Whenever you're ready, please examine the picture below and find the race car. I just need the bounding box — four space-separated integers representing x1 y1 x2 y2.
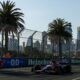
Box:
31 64 72 74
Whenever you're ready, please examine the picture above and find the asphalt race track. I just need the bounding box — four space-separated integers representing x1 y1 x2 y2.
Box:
0 66 80 80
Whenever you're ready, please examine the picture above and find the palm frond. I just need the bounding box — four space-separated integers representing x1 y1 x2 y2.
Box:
0 0 25 34
48 18 72 41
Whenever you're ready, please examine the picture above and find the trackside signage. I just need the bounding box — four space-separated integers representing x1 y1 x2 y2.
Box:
28 59 50 65
0 58 80 68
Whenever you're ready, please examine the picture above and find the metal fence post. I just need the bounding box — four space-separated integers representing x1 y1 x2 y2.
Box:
17 28 24 55
42 33 47 53
30 31 37 52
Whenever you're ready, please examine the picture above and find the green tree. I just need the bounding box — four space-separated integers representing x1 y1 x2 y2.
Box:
48 18 72 58
0 1 25 51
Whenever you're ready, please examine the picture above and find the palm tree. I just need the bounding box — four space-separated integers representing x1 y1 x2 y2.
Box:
0 1 25 51
48 18 72 59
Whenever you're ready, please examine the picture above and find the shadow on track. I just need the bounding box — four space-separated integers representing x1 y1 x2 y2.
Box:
0 70 33 77
0 70 77 78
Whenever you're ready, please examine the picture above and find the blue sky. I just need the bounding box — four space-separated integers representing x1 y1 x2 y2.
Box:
1 0 80 39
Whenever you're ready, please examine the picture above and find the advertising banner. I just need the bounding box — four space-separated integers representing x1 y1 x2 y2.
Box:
0 58 80 68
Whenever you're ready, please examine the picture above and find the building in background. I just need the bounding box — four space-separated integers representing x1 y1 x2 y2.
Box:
46 44 53 53
77 27 80 40
76 27 80 57
27 36 32 47
76 27 80 51
33 40 40 51
8 38 18 51
41 31 47 52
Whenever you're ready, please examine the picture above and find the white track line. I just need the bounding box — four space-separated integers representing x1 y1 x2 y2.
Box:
72 77 80 80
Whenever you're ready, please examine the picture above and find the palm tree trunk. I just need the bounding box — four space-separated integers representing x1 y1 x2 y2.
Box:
18 34 19 54
51 41 54 58
5 31 8 51
12 33 14 51
58 37 62 59
2 32 4 49
52 41 55 59
52 41 54 53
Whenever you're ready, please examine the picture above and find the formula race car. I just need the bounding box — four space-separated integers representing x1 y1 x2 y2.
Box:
31 64 72 75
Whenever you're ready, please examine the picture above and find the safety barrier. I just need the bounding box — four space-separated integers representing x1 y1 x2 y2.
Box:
0 58 80 68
